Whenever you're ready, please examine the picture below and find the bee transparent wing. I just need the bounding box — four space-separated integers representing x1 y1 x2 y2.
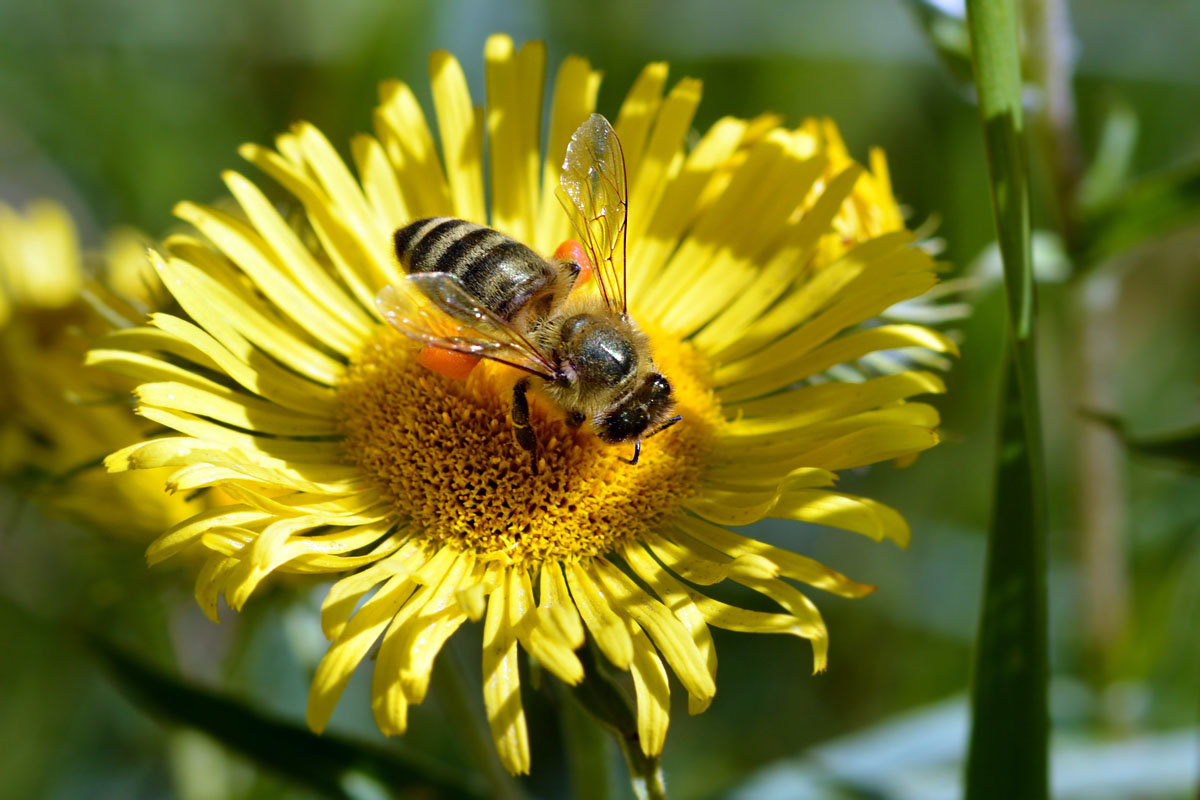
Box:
376 274 559 379
558 113 628 314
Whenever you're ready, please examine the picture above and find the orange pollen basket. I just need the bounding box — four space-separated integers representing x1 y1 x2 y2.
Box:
417 346 481 380
553 239 593 289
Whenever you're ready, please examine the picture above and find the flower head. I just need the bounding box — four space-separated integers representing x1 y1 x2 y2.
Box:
98 35 956 773
0 199 197 535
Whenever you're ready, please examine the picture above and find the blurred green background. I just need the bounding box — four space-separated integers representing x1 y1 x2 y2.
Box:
2 1 1199 798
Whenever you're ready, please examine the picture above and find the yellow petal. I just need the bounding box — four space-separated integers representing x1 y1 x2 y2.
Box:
733 573 829 674
645 531 776 587
614 62 668 185
627 621 670 756
717 324 959 404
620 542 717 714
485 34 545 242
320 541 424 640
628 116 745 306
726 371 945 431
238 142 384 310
789 424 941 472
592 558 715 702
691 163 859 354
147 313 339 410
96 325 222 373
672 514 877 594
372 548 464 733
513 568 583 685
714 271 938 392
482 570 531 775
375 80 452 218
351 133 409 237
193 554 237 622
701 465 838 492
430 50 486 224
535 55 600 253
657 134 829 337
0 200 81 308
147 505 269 565
153 248 346 388
130 406 343 468
292 122 385 256
538 562 585 649
307 572 417 733
172 202 361 356
398 554 477 703
223 169 375 336
565 562 633 670
135 381 337 437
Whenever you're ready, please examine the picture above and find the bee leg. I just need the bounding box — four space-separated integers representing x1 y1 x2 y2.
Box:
623 440 642 466
566 411 586 429
511 378 539 472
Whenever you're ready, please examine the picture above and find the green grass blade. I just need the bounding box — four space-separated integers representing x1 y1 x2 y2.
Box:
87 635 485 800
964 1 1050 799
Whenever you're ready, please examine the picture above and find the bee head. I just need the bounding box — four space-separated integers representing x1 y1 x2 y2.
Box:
595 372 675 443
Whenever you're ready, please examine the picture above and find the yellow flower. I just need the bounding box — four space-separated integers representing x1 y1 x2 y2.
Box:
0 200 198 536
96 35 956 774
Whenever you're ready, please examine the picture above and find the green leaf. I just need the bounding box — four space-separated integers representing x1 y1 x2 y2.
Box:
556 680 617 800
87 635 485 800
966 354 1049 799
1076 102 1139 213
1079 159 1200 268
964 1 1050 799
901 0 976 88
1081 412 1200 469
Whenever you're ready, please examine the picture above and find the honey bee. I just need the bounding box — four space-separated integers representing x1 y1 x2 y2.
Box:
377 113 680 469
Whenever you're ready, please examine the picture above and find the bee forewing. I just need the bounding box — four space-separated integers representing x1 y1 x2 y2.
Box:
377 274 559 378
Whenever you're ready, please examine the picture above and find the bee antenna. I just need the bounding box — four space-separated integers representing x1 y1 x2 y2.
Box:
647 415 683 439
624 440 641 466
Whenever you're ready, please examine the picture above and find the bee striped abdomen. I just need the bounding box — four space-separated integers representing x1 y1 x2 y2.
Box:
394 217 554 321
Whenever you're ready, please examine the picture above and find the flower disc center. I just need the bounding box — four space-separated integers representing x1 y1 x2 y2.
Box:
338 326 721 564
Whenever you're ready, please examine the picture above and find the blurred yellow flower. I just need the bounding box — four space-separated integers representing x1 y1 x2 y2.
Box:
0 199 198 536
96 35 955 774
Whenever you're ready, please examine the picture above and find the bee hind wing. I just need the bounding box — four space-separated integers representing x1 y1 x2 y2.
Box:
558 113 628 314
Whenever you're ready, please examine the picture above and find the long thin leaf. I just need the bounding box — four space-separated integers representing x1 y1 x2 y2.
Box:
87 635 485 800
964 1 1050 799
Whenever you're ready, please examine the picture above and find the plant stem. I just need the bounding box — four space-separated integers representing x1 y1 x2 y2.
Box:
615 739 667 800
964 0 1050 798
1072 273 1129 686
